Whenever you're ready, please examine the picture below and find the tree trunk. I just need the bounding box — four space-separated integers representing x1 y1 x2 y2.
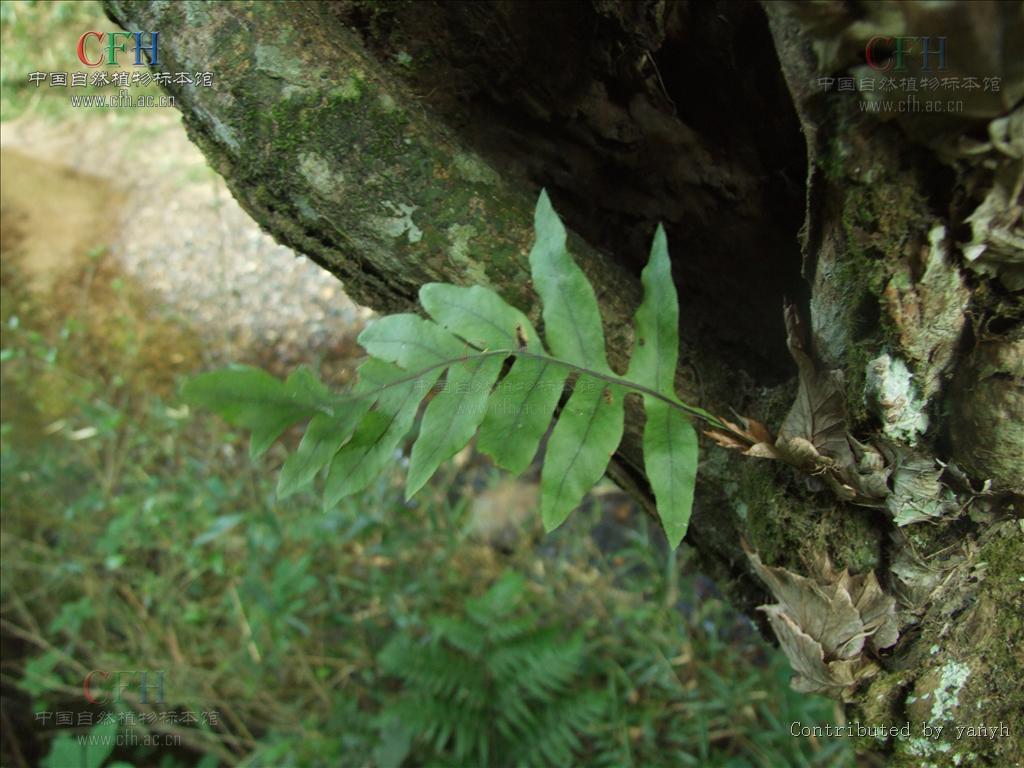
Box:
104 1 1023 764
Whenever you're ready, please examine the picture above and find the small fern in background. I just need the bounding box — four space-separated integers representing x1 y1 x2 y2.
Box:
183 190 751 547
375 571 606 767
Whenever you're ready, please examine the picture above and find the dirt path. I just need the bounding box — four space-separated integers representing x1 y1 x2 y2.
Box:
0 112 369 377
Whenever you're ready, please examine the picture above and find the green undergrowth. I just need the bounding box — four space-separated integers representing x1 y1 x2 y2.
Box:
1 247 851 767
0 0 165 122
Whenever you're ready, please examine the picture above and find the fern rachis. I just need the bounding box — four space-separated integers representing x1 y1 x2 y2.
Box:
184 190 749 546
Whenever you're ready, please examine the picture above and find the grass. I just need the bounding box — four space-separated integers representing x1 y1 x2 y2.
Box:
0 246 852 766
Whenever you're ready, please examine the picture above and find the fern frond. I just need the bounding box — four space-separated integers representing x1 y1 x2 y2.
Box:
379 636 488 708
482 614 537 645
430 615 485 658
374 570 618 768
383 693 486 761
183 190 745 545
466 571 528 624
493 631 585 701
516 691 607 768
494 686 539 740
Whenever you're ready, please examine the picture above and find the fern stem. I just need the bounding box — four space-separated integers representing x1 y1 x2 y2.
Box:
333 348 750 441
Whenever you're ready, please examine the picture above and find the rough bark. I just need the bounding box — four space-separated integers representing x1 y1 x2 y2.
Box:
104 1 1023 764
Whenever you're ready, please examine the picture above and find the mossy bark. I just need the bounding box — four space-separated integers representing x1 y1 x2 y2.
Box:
105 2 1022 764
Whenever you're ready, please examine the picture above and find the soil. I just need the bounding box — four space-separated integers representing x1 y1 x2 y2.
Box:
0 113 370 380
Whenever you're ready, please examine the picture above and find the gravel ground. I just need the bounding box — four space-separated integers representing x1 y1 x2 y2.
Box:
1 112 371 374
116 168 372 373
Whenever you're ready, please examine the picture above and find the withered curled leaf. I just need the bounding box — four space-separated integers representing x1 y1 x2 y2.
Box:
960 107 1024 291
704 429 748 451
745 441 781 460
880 442 961 526
776 302 853 470
742 416 773 445
744 544 899 699
704 415 779 459
760 605 867 695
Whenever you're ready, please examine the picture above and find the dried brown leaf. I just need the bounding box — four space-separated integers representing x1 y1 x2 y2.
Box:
746 548 864 659
760 605 875 697
721 417 744 435
743 417 773 445
848 571 900 653
777 302 853 468
704 429 747 451
745 544 899 698
776 435 822 468
745 442 781 460
881 442 960 525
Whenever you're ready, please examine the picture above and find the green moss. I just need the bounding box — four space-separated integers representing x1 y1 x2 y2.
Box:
736 449 882 578
852 669 911 756
819 139 847 183
828 505 882 572
823 131 936 426
738 461 807 568
871 525 1024 767
144 0 608 323
857 669 907 721
333 74 366 102
974 529 1024 714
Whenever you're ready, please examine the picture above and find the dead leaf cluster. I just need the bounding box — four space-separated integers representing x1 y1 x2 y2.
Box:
707 303 961 526
745 545 899 698
959 107 1024 291
881 226 970 404
704 304 850 473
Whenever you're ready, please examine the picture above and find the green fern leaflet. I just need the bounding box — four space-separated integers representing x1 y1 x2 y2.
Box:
184 190 712 546
376 571 605 767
